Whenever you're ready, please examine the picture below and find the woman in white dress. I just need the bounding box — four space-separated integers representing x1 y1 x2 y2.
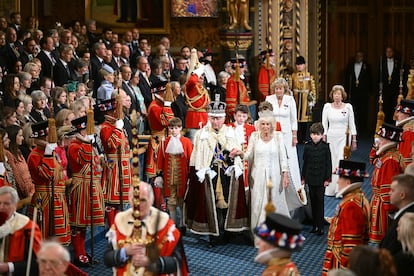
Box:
322 85 357 196
265 78 305 210
242 111 290 231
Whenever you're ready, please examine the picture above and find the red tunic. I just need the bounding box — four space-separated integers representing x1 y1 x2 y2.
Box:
226 76 252 121
261 258 300 276
157 135 193 198
146 99 174 178
398 120 414 165
100 116 132 205
322 188 370 275
184 74 209 129
369 146 404 244
258 64 276 103
67 136 105 227
27 147 71 245
108 207 187 276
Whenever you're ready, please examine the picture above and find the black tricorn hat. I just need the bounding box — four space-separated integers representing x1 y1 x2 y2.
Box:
377 123 403 142
95 98 117 112
395 99 414 116
31 120 49 138
254 213 305 251
150 81 168 94
71 115 87 132
333 160 370 178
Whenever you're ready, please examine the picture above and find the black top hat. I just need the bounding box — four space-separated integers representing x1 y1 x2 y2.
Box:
333 160 370 178
31 120 49 138
207 101 226 117
150 81 168 94
254 213 305 251
71 115 87 132
395 99 414 116
95 98 117 112
377 123 403 142
296 56 306 65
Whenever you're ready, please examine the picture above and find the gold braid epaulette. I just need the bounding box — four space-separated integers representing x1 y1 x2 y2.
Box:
185 85 209 111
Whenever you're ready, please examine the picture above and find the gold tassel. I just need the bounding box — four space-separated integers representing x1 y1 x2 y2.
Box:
86 98 95 135
234 62 240 82
164 82 174 102
216 163 228 209
0 133 5 162
265 53 270 70
265 179 275 215
116 90 124 120
48 118 57 143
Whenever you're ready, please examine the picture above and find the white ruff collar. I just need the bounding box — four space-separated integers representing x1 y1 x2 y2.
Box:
166 135 184 154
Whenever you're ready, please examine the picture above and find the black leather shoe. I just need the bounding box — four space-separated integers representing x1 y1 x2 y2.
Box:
315 229 324 236
74 255 91 267
86 253 99 265
310 227 319 233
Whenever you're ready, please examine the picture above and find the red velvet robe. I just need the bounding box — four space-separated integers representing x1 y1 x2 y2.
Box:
67 136 105 227
369 145 404 244
28 147 71 245
107 207 187 276
322 187 370 275
184 74 209 129
100 116 132 204
157 135 193 198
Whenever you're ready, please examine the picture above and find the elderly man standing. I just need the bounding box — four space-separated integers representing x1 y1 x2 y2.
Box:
184 101 249 247
0 186 41 275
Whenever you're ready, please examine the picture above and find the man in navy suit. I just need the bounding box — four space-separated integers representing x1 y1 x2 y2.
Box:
53 45 75 87
136 56 152 108
381 174 414 254
344 51 372 135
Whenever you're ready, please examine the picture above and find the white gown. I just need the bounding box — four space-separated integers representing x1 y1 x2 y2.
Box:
265 94 302 192
322 102 357 196
245 132 290 230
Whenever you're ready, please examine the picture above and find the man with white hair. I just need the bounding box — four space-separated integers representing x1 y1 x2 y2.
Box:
104 181 187 275
0 186 41 275
37 241 70 276
184 100 249 247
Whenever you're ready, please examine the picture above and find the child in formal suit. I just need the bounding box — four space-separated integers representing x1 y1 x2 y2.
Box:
301 122 332 235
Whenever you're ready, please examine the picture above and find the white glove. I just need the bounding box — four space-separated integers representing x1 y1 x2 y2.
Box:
154 176 164 188
115 119 124 130
0 162 5 175
374 137 380 147
193 64 205 78
164 101 172 107
45 143 58 155
87 134 95 143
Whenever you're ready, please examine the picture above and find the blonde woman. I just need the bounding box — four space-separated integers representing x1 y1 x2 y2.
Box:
322 85 357 196
394 212 414 275
242 111 298 233
265 78 304 211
